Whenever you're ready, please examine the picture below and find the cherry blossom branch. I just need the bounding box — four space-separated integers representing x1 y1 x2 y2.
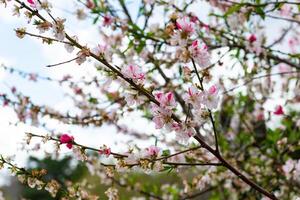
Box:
26 132 127 158
12 1 278 198
45 57 79 67
15 29 73 45
191 58 219 154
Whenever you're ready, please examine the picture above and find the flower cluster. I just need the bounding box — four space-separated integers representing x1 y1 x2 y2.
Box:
184 85 220 110
151 92 177 129
121 64 145 84
170 16 211 67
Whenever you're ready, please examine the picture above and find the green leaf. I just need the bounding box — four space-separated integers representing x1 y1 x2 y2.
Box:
162 149 170 156
136 40 146 53
88 97 98 104
224 4 243 17
255 7 265 19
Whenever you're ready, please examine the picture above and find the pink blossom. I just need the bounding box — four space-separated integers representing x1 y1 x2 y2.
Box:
154 92 177 109
274 105 284 115
145 146 160 157
103 15 113 27
248 34 257 43
183 86 202 109
176 16 195 35
246 33 263 55
208 85 217 95
151 92 176 129
202 85 220 110
189 40 211 68
27 0 37 8
92 44 112 62
121 64 145 84
60 134 74 149
99 146 111 157
151 104 173 129
176 125 196 143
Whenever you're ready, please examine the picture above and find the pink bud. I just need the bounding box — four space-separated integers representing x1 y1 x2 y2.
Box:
274 105 284 115
248 34 257 43
192 40 198 48
66 143 73 149
27 0 34 4
60 134 74 144
208 85 217 95
86 0 95 9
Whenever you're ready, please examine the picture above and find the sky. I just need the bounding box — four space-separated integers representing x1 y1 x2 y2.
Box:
0 0 292 186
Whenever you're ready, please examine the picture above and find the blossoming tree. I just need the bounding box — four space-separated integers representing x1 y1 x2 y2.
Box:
0 0 300 199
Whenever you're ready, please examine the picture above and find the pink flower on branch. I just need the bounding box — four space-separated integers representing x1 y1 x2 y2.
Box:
145 145 160 157
202 85 220 110
176 16 195 35
189 40 211 68
121 64 145 84
99 145 111 157
60 134 74 149
183 86 203 109
154 92 177 109
103 15 113 27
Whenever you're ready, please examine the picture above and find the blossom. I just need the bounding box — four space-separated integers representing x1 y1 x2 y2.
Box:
183 86 203 109
121 64 145 84
27 0 38 9
52 18 66 41
145 145 160 157
246 33 263 55
105 187 119 200
176 16 195 35
155 92 177 109
99 145 111 157
274 105 284 115
202 85 220 110
45 180 60 198
59 134 74 149
27 0 51 11
76 48 90 65
151 105 173 129
124 90 147 106
189 40 211 68
175 123 196 144
150 92 177 129
92 44 112 62
103 15 113 27
170 16 196 46
248 34 257 43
